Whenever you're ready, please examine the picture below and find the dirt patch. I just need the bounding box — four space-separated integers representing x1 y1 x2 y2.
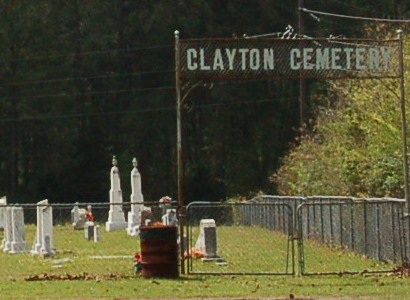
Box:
24 272 131 281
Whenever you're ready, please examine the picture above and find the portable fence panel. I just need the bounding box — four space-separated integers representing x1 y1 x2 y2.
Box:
321 204 332 244
379 203 394 262
312 204 323 243
297 201 402 275
340 202 354 249
352 203 366 254
364 202 378 260
330 203 342 246
392 204 406 263
185 202 294 275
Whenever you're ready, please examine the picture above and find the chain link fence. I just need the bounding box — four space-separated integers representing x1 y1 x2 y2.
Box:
185 201 295 275
296 199 406 275
251 195 406 275
0 196 407 279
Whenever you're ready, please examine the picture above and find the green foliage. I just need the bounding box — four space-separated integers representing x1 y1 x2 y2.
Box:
272 35 410 198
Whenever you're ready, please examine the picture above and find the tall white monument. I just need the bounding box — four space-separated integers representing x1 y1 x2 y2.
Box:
32 199 55 257
127 157 144 236
106 156 127 231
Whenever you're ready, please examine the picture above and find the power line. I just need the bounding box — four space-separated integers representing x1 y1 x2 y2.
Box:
0 44 173 63
300 7 410 23
0 97 297 122
1 85 175 101
4 69 174 87
3 78 282 101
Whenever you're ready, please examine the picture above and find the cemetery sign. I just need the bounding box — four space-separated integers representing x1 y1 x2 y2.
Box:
178 38 400 81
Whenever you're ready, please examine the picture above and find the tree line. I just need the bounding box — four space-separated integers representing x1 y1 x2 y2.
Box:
0 0 407 204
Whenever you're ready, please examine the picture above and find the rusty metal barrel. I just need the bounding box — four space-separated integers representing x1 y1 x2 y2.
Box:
139 225 179 278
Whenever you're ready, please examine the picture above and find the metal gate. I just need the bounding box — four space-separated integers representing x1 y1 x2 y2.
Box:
295 199 406 275
184 201 295 275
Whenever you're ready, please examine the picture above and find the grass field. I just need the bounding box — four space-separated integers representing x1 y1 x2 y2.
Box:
0 224 408 299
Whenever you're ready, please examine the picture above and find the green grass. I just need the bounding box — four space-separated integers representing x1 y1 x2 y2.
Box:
0 224 408 299
188 226 294 274
0 224 139 279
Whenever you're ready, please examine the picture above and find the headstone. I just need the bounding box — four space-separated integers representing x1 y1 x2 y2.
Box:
159 196 172 215
32 199 55 257
71 203 87 230
194 219 219 258
106 156 127 231
162 209 178 226
10 206 28 254
94 225 100 242
1 207 12 252
84 221 95 241
43 235 52 258
127 158 144 236
0 196 7 231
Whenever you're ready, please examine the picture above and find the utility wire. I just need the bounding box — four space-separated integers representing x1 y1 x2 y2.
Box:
300 7 410 23
1 85 175 101
0 44 172 63
4 69 174 87
0 96 297 122
3 78 280 101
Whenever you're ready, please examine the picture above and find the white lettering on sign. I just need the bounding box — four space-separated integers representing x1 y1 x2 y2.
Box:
289 47 392 71
186 46 393 74
226 49 236 70
186 48 275 71
331 48 342 70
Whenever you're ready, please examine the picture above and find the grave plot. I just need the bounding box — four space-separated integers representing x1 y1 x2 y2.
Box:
0 221 139 280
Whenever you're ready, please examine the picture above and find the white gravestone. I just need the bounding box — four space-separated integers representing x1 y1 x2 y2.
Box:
0 196 7 230
159 196 172 215
127 158 144 236
71 203 87 230
94 225 100 242
84 221 94 241
194 219 219 258
10 206 28 254
162 209 178 226
32 199 55 257
1 207 12 252
106 156 127 231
